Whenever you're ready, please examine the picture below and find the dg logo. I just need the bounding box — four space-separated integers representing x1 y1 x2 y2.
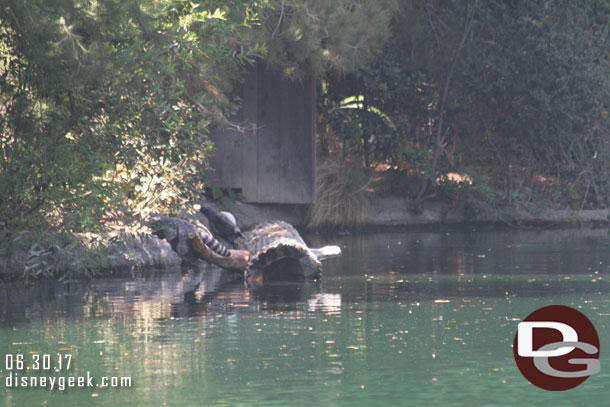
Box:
513 305 600 390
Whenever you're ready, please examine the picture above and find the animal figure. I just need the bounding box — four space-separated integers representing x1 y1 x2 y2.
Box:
152 215 231 257
200 233 231 257
200 205 244 249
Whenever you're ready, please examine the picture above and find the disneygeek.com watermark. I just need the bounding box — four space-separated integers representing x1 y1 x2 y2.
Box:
2 354 131 391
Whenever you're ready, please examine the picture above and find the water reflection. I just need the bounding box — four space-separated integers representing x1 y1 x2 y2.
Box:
0 266 337 325
308 293 342 314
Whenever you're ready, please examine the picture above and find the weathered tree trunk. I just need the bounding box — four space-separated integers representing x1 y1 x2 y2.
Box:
242 221 324 281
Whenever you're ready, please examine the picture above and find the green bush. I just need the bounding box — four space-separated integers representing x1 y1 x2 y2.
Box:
319 0 610 211
458 0 610 209
0 0 265 232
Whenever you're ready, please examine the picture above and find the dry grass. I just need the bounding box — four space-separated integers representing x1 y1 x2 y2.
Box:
308 159 372 230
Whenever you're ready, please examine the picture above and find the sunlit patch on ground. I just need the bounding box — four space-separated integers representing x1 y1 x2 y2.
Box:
436 172 473 185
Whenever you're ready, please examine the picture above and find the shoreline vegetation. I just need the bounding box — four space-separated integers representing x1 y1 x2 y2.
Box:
1 1 608 279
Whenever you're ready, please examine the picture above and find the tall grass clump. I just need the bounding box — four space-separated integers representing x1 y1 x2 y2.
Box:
308 159 371 230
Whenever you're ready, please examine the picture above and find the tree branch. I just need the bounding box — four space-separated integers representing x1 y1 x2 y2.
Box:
417 2 476 202
187 232 249 271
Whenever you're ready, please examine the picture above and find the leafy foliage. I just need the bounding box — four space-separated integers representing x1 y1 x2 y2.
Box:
1 0 609 244
0 0 265 231
460 0 610 209
206 183 246 209
319 0 610 212
259 0 397 77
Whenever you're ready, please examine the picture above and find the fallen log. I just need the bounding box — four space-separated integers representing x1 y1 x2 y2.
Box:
243 221 324 281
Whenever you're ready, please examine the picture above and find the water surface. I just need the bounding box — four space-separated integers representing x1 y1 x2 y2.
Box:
1 228 609 406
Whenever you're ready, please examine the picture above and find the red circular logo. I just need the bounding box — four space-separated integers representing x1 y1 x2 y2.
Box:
513 305 600 390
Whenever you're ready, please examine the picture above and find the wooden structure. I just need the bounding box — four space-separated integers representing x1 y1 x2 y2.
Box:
208 63 316 204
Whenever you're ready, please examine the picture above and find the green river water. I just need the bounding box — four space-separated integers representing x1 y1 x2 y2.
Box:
1 228 610 406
